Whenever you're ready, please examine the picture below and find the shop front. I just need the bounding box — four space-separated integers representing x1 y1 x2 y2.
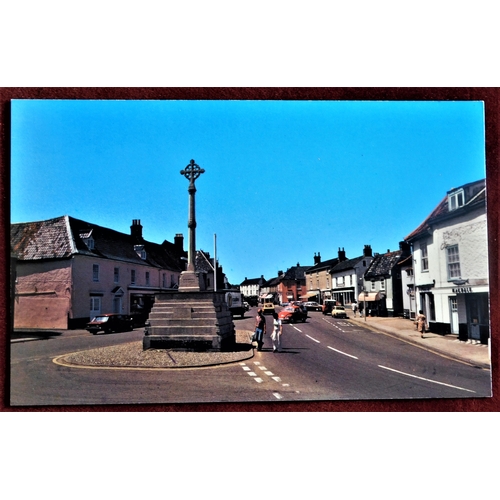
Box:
357 292 386 316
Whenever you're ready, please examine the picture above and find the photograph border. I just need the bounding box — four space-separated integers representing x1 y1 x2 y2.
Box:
1 87 498 412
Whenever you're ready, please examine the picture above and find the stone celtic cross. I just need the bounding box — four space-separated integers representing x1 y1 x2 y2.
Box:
181 159 205 188
180 159 205 277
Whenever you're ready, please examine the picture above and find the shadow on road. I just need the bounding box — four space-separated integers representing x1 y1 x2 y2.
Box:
12 330 64 341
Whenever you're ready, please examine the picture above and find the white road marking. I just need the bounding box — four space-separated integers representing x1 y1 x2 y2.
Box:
258 366 267 371
254 377 264 383
248 372 257 377
272 376 282 382
253 361 261 366
306 334 320 343
378 365 476 393
242 366 251 371
327 346 358 359
265 371 274 376
293 326 302 332
273 392 284 400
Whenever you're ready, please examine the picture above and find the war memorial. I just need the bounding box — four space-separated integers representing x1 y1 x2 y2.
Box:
142 160 236 351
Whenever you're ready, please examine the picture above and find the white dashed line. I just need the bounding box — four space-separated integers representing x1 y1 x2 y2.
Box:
264 371 274 376
272 376 282 382
327 346 358 359
273 392 284 400
293 326 302 332
306 334 320 343
242 366 251 371
378 365 476 393
248 371 257 377
254 378 264 383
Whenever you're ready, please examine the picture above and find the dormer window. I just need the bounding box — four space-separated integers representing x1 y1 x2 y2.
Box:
79 230 95 250
134 244 146 260
448 189 464 211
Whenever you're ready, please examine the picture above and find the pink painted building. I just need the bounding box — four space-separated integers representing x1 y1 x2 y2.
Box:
11 216 187 329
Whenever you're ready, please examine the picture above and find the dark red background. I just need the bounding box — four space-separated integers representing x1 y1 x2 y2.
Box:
1 87 498 412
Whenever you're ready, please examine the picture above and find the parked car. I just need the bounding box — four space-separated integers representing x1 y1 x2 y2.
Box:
86 313 134 335
262 302 275 314
304 301 322 311
331 306 348 319
278 305 307 323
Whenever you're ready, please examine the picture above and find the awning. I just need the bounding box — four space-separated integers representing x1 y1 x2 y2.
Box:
300 291 319 299
358 292 385 302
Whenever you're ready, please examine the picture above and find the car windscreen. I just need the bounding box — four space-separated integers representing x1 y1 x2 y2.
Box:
93 316 109 322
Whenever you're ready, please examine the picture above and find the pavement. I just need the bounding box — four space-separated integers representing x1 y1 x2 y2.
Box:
347 315 491 369
11 316 492 370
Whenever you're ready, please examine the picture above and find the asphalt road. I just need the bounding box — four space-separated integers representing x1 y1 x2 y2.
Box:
9 309 491 406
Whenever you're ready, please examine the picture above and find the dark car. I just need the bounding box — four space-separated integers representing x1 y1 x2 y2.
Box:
304 301 322 311
86 313 134 335
278 305 307 323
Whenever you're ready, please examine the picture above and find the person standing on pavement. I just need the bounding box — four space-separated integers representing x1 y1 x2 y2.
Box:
254 308 267 351
271 310 283 353
415 309 428 338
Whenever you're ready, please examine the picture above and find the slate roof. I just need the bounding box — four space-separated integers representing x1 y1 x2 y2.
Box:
240 277 265 286
331 256 365 273
364 251 403 279
11 215 186 272
305 257 339 274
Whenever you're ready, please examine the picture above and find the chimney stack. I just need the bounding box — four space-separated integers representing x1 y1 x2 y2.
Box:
174 233 184 252
130 219 143 242
314 252 321 265
363 244 373 257
338 247 346 262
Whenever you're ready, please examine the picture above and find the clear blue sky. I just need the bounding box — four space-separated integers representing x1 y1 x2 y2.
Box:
11 100 486 285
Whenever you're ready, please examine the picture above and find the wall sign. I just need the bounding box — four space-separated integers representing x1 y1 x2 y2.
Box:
452 287 473 293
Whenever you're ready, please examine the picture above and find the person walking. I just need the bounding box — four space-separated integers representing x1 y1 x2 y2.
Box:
415 309 428 338
352 301 358 317
271 310 283 353
254 308 267 351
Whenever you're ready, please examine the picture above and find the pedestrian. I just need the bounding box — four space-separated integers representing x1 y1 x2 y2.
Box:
415 309 428 338
271 310 283 352
253 308 267 351
352 301 358 317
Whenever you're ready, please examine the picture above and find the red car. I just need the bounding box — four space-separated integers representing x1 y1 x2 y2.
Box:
278 305 307 323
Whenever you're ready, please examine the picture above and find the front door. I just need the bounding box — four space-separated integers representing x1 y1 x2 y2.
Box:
90 296 101 320
449 296 459 334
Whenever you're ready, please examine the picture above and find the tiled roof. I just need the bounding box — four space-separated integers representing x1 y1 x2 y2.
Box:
11 215 186 271
283 266 311 280
11 216 75 260
364 251 403 279
405 179 486 242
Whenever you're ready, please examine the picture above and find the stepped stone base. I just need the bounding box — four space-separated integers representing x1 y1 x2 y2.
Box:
142 291 236 351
